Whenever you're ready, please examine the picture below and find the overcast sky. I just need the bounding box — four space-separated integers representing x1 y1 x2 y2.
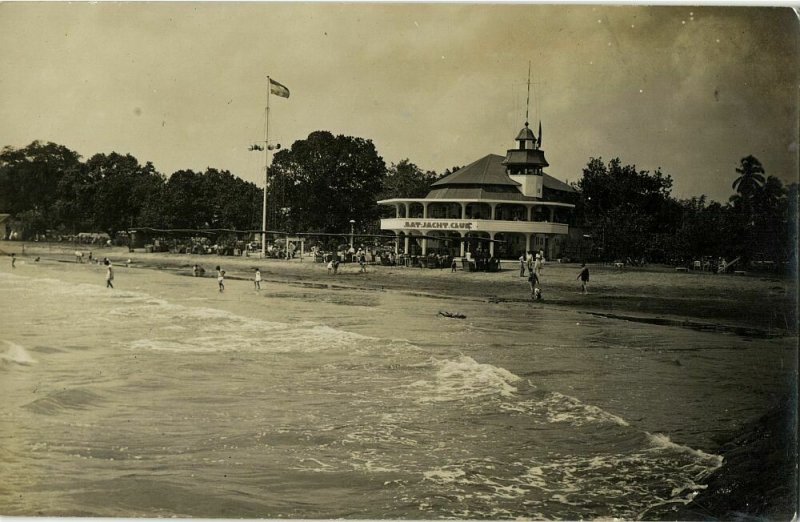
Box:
1 3 797 202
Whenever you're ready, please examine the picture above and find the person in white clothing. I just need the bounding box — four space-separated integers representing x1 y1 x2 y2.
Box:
254 268 262 290
216 266 225 292
104 259 114 288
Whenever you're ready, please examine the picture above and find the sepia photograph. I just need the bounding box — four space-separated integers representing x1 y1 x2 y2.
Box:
0 3 797 520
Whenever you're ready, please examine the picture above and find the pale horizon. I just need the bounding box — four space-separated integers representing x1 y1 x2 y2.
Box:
1 3 797 203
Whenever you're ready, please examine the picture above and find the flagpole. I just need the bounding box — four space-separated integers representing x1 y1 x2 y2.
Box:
262 76 271 258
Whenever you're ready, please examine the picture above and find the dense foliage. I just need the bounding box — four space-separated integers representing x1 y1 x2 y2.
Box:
377 159 440 219
574 156 795 264
575 158 680 261
0 141 262 238
0 138 794 266
267 131 386 234
158 168 262 231
379 159 439 201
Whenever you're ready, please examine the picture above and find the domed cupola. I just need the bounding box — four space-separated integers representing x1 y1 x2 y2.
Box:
515 122 537 148
502 121 549 176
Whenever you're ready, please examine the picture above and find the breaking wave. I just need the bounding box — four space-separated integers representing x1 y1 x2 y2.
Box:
0 341 37 366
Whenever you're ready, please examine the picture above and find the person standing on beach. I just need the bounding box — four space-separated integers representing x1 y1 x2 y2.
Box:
534 253 543 278
216 266 225 292
528 270 540 300
11 253 16 269
254 268 262 290
526 251 534 276
104 259 114 288
577 263 590 294
358 253 367 273
519 254 526 277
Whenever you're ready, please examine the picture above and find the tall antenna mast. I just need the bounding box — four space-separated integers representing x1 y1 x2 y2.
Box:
525 61 531 125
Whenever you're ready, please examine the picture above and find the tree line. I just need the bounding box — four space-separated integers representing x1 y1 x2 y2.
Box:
574 155 796 265
0 134 795 265
0 141 264 238
0 134 454 242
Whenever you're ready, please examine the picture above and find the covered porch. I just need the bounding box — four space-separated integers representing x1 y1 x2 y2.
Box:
379 198 573 225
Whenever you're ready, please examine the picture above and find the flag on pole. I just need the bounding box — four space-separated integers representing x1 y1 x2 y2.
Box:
269 78 290 98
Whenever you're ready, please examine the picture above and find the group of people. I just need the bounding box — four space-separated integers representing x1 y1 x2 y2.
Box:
10 246 593 299
104 260 264 293
326 257 340 274
207 265 264 293
519 251 545 300
517 250 591 299
72 251 114 287
325 248 368 275
75 250 115 268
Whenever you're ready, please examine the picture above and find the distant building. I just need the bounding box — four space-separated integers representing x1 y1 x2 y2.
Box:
378 122 576 259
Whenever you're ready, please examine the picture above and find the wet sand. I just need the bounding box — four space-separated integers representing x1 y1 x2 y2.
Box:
659 394 797 521
5 241 796 338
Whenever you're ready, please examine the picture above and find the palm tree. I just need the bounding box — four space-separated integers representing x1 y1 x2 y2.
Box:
732 155 766 200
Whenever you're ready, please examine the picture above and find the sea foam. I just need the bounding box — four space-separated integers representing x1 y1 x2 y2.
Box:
646 432 724 467
407 355 521 403
0 341 37 365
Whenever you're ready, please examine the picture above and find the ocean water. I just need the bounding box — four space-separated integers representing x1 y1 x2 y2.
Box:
0 261 795 519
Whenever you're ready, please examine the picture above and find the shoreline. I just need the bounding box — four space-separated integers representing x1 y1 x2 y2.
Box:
4 240 797 338
648 393 798 521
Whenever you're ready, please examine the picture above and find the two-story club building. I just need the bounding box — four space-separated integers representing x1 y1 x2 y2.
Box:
378 122 576 260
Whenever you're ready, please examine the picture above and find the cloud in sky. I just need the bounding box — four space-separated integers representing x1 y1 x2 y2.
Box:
0 3 797 202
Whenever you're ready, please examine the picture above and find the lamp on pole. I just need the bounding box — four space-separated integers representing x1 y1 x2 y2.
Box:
249 140 281 258
349 219 355 249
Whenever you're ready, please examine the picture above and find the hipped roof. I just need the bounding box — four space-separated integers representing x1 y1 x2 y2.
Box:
426 186 531 201
429 154 574 196
431 154 520 187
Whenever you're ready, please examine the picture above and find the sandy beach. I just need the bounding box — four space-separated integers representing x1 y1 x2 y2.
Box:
1 240 797 519
4 240 796 337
